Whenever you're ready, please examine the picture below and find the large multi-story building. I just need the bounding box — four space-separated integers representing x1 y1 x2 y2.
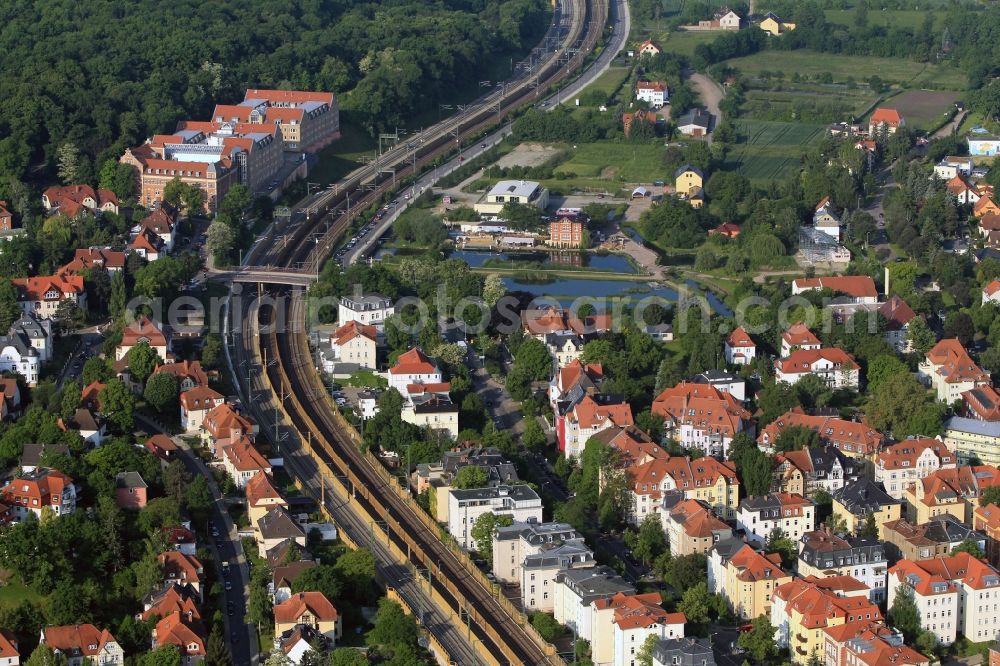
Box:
824 621 930 666
338 293 394 331
446 485 543 550
215 89 340 153
875 439 957 499
492 521 584 584
888 553 1000 645
626 455 739 525
759 408 884 458
798 530 888 603
562 394 634 459
553 566 635 646
737 493 815 547
474 179 549 216
651 382 753 458
774 347 860 389
521 542 595 612
12 275 84 319
0 468 76 522
548 217 584 248
918 339 991 404
942 417 1000 466
903 465 1000 524
772 577 883 665
708 541 791 621
772 446 860 498
831 478 902 539
661 497 731 555
40 624 124 666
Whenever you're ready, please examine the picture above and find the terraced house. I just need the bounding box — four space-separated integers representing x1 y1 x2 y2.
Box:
760 408 884 458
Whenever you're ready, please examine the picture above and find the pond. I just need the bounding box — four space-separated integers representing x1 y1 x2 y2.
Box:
448 249 637 273
502 276 732 315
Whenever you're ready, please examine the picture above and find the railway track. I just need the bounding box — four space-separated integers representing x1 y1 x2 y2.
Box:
234 0 611 661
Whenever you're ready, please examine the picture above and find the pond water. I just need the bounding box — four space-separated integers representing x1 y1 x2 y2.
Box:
448 249 637 273
502 276 731 315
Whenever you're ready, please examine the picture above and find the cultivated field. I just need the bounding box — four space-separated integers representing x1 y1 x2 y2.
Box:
741 82 879 124
887 89 961 130
725 120 825 183
724 50 966 89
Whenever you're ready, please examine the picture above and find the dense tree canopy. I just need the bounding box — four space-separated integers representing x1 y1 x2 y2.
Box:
0 0 550 182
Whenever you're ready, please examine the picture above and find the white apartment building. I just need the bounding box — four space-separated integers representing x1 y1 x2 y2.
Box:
736 493 814 547
918 339 991 404
521 543 595 612
874 439 957 499
552 566 635 645
635 81 668 108
338 293 393 330
492 521 584 584
446 485 543 550
774 348 860 390
724 326 756 365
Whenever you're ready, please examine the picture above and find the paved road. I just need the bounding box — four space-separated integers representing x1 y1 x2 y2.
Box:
135 415 254 666
551 0 631 106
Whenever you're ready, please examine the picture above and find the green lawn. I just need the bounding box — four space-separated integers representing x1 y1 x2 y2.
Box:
724 120 825 183
659 31 721 57
309 120 379 186
724 50 966 89
578 67 631 105
824 9 942 31
0 578 42 609
553 143 667 183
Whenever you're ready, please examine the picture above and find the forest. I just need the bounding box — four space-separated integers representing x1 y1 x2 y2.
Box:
0 0 548 187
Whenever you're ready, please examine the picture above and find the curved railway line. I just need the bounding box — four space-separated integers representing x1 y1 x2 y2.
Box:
235 0 611 661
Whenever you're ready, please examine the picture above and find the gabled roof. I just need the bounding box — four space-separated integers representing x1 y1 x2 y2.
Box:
222 438 270 473
925 338 989 384
58 247 126 276
0 629 16 659
154 612 205 656
331 320 377 346
878 295 916 330
273 560 318 590
611 592 676 630
985 279 1000 297
890 551 1000 593
870 108 902 126
667 499 731 538
792 276 878 299
42 624 118 658
179 386 224 412
773 578 882 628
760 408 883 455
121 316 168 348
782 322 822 348
158 551 202 584
274 591 338 624
570 394 633 430
728 544 787 582
141 585 201 622
636 80 667 92
963 384 1000 421
389 348 438 375
876 438 954 471
775 347 857 374
153 360 209 388
651 382 750 439
12 274 84 301
245 471 285 508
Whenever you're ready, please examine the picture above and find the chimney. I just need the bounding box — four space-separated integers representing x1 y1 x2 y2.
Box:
884 266 890 298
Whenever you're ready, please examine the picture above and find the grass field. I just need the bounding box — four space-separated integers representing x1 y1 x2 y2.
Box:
724 50 966 89
579 67 631 105
888 89 961 130
824 9 942 31
310 120 378 185
554 143 666 183
725 120 825 183
0 578 42 609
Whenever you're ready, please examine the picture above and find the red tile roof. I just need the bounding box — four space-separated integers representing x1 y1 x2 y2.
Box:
1 469 73 510
793 276 878 299
775 347 857 374
245 472 285 508
773 578 882 628
42 624 119 659
12 275 84 301
878 295 916 330
727 326 755 348
141 585 202 622
870 108 902 126
203 403 254 440
636 80 667 92
925 338 989 384
782 322 821 348
158 551 202 585
121 316 168 349
728 544 787 582
652 382 751 440
244 89 335 106
570 394 633 430
759 408 883 455
876 438 954 471
330 320 377 346
154 612 205 656
610 592 674 630
58 247 126 276
179 387 224 412
890 552 1000 593
668 499 730 538
628 455 738 501
0 629 16 659
274 591 338 624
963 385 1000 421
389 348 438 375
223 438 270 473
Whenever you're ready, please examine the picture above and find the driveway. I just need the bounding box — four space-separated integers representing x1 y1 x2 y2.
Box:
689 72 725 138
933 110 967 139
